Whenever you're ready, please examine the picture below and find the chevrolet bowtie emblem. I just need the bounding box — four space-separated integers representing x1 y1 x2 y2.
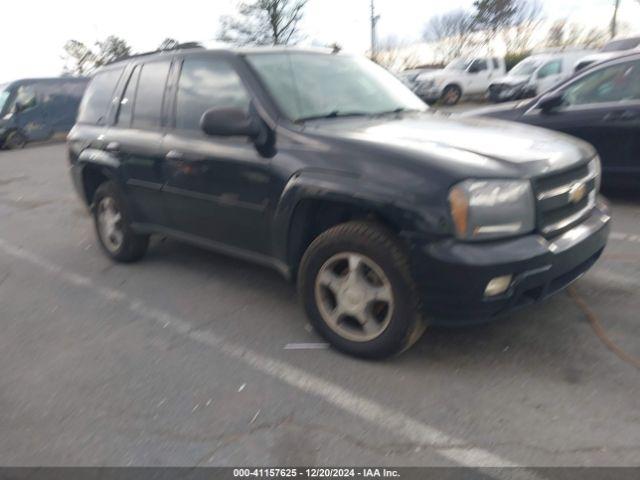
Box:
568 182 587 204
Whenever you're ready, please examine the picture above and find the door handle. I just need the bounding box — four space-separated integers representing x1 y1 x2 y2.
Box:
105 141 120 152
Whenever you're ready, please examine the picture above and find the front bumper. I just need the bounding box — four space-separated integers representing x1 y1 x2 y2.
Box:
414 84 442 102
488 84 536 102
408 200 611 325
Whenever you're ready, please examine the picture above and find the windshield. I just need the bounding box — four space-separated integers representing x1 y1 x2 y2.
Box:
0 84 10 116
246 52 426 122
602 38 640 52
444 59 472 71
509 59 541 76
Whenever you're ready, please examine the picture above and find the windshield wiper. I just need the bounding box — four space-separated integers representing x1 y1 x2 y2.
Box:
296 111 371 123
374 107 415 115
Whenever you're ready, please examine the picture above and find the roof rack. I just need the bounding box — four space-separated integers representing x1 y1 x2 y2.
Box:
105 42 204 66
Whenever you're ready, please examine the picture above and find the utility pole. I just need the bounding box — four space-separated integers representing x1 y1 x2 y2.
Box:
370 0 380 61
610 0 621 39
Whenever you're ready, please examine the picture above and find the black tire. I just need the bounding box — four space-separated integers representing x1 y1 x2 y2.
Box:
440 85 462 106
92 181 149 263
4 130 27 149
298 221 426 359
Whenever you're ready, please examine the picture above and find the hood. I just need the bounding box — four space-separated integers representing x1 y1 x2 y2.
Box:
416 70 446 82
307 113 593 177
491 74 531 87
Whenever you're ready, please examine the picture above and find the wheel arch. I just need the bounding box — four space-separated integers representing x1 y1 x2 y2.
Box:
77 148 122 208
273 171 423 278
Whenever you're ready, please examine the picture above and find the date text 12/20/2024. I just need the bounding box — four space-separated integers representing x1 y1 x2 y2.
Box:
233 469 400 478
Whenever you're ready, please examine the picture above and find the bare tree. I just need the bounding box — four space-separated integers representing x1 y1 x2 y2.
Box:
473 0 519 40
217 0 308 46
94 36 132 67
423 9 477 62
375 36 419 71
545 20 608 50
502 0 544 54
62 40 95 75
62 36 132 75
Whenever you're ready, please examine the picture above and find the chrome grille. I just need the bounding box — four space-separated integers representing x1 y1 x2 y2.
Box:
533 161 597 237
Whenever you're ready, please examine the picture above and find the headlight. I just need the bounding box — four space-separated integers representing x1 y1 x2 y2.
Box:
588 155 601 193
418 77 434 88
448 180 535 240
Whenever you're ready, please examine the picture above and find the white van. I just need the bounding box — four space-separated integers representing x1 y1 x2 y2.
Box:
488 51 592 102
414 56 506 105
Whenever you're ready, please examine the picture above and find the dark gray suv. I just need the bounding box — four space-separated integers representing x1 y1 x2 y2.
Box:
68 47 610 359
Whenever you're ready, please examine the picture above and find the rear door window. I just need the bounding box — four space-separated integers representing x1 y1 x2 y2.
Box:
132 61 171 129
77 68 124 125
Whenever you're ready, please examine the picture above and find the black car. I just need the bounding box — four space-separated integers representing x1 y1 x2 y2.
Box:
68 47 610 359
0 77 88 149
465 53 640 189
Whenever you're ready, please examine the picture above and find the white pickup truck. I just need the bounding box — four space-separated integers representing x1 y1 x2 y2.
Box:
414 56 506 105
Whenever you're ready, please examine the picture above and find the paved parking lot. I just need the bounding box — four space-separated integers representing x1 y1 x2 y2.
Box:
0 143 638 467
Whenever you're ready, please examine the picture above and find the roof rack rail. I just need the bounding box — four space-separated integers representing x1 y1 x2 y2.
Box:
105 42 205 66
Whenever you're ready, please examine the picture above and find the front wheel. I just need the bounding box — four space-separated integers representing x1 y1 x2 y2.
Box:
4 130 27 149
440 85 462 106
298 221 425 359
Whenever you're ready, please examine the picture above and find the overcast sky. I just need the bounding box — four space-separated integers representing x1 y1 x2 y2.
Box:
1 0 640 83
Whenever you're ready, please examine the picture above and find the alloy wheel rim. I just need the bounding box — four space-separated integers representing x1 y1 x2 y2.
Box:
444 88 460 104
315 252 394 342
97 197 124 253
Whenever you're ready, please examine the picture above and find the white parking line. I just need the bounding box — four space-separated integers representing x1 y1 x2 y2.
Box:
284 342 330 350
0 238 536 474
611 232 640 244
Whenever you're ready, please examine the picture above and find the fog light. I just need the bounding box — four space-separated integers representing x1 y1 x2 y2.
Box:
484 275 513 297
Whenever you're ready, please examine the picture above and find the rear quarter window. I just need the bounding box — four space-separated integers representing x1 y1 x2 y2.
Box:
77 68 124 125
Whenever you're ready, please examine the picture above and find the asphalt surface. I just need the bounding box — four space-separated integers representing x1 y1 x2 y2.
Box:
0 142 639 468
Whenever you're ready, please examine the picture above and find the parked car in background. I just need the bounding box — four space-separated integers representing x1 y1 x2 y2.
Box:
489 51 592 102
414 56 506 105
0 77 88 149
397 68 436 92
574 35 640 72
68 47 609 359
465 52 640 189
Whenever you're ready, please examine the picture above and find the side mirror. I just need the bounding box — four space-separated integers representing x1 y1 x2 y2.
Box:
13 101 25 113
467 66 479 74
200 107 260 138
537 93 564 113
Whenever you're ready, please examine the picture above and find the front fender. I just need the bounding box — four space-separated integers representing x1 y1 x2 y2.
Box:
271 169 446 263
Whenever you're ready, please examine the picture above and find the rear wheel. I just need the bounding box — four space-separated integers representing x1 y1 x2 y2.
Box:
440 85 462 106
298 221 425 359
93 181 149 263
